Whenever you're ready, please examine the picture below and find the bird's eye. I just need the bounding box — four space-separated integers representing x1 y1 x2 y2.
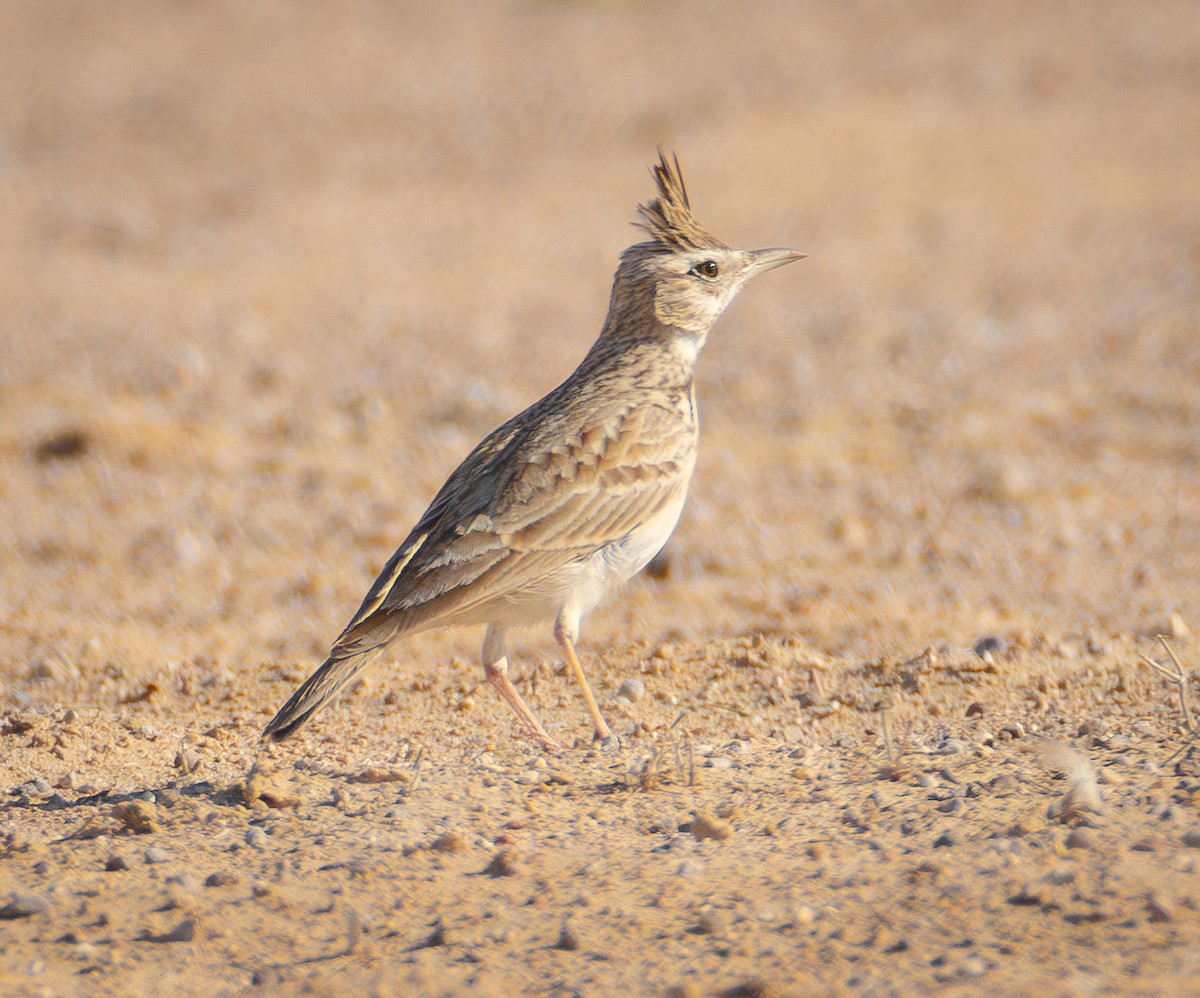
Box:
692 260 719 279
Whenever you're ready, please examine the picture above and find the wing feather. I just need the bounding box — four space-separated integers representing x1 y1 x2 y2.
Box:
331 386 695 655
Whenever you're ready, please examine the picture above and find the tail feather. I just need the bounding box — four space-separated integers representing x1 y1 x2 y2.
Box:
263 650 380 741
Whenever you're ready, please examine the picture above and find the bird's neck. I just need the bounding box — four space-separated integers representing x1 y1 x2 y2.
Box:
583 293 706 391
581 325 701 391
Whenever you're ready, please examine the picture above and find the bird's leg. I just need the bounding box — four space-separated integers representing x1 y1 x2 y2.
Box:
554 613 614 745
481 624 559 753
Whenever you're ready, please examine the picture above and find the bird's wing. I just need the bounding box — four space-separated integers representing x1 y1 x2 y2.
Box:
330 396 693 656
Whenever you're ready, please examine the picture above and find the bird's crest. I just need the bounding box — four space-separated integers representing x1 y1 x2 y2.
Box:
635 150 728 253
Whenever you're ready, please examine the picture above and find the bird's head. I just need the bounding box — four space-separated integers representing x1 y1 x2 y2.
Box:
605 152 804 354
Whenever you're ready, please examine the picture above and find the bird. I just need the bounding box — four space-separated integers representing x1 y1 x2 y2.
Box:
263 151 804 753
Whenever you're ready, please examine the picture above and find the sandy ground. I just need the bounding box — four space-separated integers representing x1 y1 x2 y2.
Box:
2 1 1199 995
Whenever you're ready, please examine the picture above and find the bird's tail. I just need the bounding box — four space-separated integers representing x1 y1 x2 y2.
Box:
262 649 381 741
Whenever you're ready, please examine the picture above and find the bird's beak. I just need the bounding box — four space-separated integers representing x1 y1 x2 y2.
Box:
745 247 807 277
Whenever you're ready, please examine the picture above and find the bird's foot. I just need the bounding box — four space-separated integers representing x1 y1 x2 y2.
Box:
591 727 622 752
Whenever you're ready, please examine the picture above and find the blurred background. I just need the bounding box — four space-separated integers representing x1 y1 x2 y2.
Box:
1 0 1197 708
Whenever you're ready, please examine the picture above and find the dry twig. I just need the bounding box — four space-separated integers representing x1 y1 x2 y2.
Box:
1138 635 1194 732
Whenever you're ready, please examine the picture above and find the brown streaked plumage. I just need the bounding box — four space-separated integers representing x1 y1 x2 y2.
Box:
263 151 804 752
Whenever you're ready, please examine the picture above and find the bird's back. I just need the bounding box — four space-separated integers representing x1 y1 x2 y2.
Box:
330 355 699 656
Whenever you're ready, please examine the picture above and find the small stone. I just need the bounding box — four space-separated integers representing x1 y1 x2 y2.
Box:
240 763 302 808
689 812 732 842
705 757 734 771
554 920 580 951
966 702 985 718
1008 886 1042 906
1146 893 1175 923
430 832 466 854
1168 613 1191 639
205 871 239 888
990 774 1018 794
19 777 53 797
481 849 518 877
692 911 725 935
114 801 160 835
974 637 1007 659
960 955 988 977
144 846 170 864
0 894 48 919
1065 828 1094 850
420 920 448 948
794 905 817 927
675 859 705 878
349 766 411 785
34 428 90 462
933 831 956 849
105 855 129 872
142 918 197 943
244 826 269 848
1181 830 1200 849
618 679 646 702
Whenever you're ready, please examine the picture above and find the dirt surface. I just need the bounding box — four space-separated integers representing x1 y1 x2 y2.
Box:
2 2 1199 995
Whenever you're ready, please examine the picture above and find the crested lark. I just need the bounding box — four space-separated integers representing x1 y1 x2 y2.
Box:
264 151 803 752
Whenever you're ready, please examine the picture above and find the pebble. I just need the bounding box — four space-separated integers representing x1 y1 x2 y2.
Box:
105 855 130 872
115 801 160 835
689 812 732 842
430 832 466 854
1065 828 1094 850
974 637 1007 659
244 827 269 848
705 757 734 771
618 678 646 702
794 905 817 927
675 859 705 878
482 849 519 877
0 894 48 919
554 921 580 951
349 766 411 786
960 955 988 978
144 846 170 865
1146 893 1175 923
938 739 969 755
693 911 725 935
17 777 52 797
933 831 956 848
205 871 239 887
1181 830 1200 849
143 918 197 943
